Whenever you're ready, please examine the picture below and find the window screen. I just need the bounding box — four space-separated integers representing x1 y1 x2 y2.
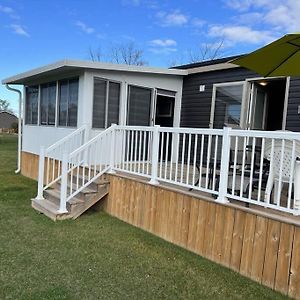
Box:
40 82 56 125
127 85 152 126
92 78 120 129
25 86 39 125
58 78 78 127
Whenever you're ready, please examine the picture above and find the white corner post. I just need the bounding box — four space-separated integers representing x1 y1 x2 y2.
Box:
216 127 231 204
149 125 160 185
36 146 45 200
293 158 300 215
109 124 117 174
58 152 68 214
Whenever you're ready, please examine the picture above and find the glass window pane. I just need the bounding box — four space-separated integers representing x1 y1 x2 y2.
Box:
48 83 56 125
25 86 38 125
68 79 78 127
59 81 68 126
92 79 107 128
40 84 48 125
213 84 244 129
107 82 120 127
127 85 152 126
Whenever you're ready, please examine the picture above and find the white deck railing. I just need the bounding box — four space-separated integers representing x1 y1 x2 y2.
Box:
114 126 300 216
36 124 300 216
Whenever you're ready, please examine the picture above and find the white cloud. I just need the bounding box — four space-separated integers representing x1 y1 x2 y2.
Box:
149 39 177 47
0 5 19 19
224 0 300 32
156 10 188 27
192 18 206 28
76 21 95 34
9 24 30 37
122 0 140 6
149 39 177 54
149 47 177 54
209 25 275 45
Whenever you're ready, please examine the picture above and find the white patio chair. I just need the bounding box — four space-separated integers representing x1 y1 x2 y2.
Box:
264 138 300 209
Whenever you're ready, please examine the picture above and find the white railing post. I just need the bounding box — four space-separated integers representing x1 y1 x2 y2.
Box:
294 158 300 215
36 146 45 200
216 127 231 204
109 124 117 174
149 125 160 185
58 152 68 214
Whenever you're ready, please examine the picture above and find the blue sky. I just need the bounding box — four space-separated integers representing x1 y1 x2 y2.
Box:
1 0 299 113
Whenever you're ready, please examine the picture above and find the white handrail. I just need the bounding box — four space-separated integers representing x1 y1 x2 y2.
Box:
35 125 89 200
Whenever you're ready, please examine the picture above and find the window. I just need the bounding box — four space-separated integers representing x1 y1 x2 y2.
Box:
127 85 152 126
212 83 244 129
58 78 79 127
40 82 56 125
25 86 39 125
92 78 120 128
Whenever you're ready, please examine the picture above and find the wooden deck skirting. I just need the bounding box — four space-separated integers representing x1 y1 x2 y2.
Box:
104 174 300 299
21 150 300 298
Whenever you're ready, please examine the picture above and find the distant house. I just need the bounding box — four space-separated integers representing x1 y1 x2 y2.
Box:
0 111 17 130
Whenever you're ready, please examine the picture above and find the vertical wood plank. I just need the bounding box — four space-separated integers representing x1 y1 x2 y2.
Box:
211 204 225 263
230 210 246 272
203 202 217 259
251 216 268 283
288 226 300 299
240 213 256 277
194 200 208 256
166 191 177 243
220 207 235 267
173 194 184 246
149 186 157 234
262 220 281 289
187 198 200 252
143 184 152 231
179 195 191 248
275 223 294 295
161 189 170 240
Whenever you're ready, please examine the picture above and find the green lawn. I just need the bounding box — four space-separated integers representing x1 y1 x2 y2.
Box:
0 134 288 300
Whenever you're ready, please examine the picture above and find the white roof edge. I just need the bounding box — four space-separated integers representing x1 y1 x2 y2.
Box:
2 59 188 84
187 62 240 75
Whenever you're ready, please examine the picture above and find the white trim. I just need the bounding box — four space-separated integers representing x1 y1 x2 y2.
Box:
187 63 239 75
282 77 291 130
209 81 246 129
2 59 187 84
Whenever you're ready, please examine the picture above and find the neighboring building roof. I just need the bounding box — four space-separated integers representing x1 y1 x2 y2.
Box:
0 110 18 128
173 55 244 69
172 54 246 75
2 59 188 85
0 110 17 117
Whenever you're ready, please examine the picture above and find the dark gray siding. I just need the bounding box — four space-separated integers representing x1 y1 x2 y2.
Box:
0 112 17 129
286 77 300 132
180 68 257 128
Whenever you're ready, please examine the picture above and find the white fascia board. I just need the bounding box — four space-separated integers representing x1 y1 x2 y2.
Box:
187 63 240 74
2 59 187 85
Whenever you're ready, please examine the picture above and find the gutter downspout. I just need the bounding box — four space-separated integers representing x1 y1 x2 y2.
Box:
5 84 22 174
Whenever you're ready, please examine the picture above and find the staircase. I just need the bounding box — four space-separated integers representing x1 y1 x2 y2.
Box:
32 174 110 221
32 125 116 221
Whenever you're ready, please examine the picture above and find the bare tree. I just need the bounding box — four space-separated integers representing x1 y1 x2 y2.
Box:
110 42 147 66
0 99 12 112
88 46 103 62
188 39 224 63
88 42 147 66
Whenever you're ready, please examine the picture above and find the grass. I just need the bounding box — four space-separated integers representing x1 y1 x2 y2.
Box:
0 134 289 300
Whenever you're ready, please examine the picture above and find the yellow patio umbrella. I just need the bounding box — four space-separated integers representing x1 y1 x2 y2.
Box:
231 33 300 77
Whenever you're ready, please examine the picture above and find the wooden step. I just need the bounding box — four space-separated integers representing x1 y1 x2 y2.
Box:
55 181 98 198
44 189 84 208
31 198 72 221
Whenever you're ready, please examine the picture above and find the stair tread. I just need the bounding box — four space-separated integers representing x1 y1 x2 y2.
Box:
70 174 110 185
44 188 84 204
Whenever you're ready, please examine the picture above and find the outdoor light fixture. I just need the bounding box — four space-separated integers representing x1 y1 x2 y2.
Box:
259 81 268 86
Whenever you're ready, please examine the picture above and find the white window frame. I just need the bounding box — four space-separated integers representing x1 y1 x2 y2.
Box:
209 81 247 129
